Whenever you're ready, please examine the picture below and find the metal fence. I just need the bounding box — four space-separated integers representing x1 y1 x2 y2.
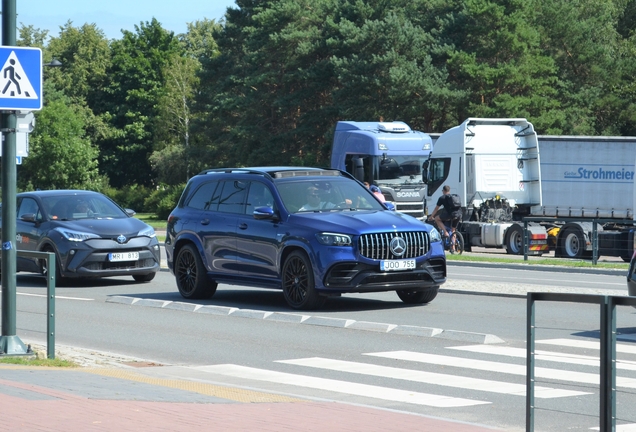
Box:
527 292 636 431
0 250 55 358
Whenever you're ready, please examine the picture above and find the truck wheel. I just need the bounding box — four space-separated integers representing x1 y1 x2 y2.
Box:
505 225 524 255
562 229 584 258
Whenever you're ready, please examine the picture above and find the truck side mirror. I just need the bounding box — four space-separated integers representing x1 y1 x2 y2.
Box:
422 161 429 182
354 157 365 182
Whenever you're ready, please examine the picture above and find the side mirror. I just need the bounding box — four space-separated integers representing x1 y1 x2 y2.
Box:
20 213 36 222
253 206 276 220
125 208 137 217
384 202 396 211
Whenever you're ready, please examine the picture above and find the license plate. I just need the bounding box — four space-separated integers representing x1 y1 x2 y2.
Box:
380 259 416 271
108 252 139 262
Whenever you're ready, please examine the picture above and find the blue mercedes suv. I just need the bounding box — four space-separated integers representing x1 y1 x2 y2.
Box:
165 167 446 310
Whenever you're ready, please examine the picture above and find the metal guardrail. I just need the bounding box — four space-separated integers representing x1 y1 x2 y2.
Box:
526 292 636 431
0 251 55 358
523 217 636 264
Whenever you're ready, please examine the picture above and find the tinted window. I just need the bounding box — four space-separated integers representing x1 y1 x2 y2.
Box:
187 181 219 210
245 181 275 214
42 194 128 220
276 179 384 213
17 197 41 220
218 180 248 214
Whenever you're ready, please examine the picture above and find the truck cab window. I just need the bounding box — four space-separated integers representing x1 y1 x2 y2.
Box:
427 158 451 196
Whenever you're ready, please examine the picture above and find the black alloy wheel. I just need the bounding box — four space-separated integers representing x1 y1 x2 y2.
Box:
175 244 217 299
282 250 326 310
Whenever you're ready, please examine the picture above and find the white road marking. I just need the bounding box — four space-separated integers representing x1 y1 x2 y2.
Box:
277 357 589 398
365 351 636 389
448 345 636 370
194 364 490 408
12 291 93 301
590 424 636 431
537 338 636 355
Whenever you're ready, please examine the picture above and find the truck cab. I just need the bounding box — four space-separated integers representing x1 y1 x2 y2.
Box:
424 118 547 254
331 121 432 219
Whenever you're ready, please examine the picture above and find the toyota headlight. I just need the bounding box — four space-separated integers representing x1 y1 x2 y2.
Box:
138 226 156 238
54 228 100 242
316 232 352 246
429 227 442 243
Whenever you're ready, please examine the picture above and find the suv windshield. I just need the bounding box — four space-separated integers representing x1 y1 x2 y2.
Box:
276 178 385 213
43 194 127 220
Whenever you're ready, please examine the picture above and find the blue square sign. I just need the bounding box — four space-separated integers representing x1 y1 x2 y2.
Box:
0 46 42 111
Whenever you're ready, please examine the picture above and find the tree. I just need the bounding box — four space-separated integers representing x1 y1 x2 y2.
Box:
19 98 102 191
150 19 223 185
197 0 343 168
98 18 180 188
45 22 111 106
438 0 560 133
533 0 626 134
329 2 460 132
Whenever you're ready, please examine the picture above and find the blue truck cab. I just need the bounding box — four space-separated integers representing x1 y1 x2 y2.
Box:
331 121 433 219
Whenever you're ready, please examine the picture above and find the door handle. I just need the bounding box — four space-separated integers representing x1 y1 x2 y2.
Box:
239 223 248 230
200 219 210 226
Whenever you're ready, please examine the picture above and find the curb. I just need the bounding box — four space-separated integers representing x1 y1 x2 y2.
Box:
107 295 503 344
447 259 627 276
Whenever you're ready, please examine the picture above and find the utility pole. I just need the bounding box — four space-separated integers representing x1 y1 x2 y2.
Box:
0 0 29 356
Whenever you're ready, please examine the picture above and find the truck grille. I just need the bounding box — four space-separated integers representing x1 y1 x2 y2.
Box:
394 202 425 219
358 231 429 260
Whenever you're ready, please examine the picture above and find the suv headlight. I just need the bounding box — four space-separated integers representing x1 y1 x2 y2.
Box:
54 228 100 242
316 232 352 246
429 227 442 243
138 226 156 238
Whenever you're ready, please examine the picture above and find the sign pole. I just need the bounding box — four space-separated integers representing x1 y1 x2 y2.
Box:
0 0 29 356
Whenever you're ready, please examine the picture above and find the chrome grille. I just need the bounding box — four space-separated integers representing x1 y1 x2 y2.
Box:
358 231 429 260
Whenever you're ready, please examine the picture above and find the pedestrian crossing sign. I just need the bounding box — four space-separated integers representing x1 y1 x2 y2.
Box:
0 46 42 111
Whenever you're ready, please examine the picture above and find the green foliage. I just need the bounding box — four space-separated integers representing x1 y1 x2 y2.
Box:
99 19 181 188
14 0 636 213
102 184 155 213
19 99 103 191
144 184 185 219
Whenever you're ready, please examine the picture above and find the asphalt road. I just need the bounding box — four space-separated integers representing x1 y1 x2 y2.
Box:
6 262 636 431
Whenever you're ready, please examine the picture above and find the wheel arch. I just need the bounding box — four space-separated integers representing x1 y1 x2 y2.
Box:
555 221 596 258
172 234 208 270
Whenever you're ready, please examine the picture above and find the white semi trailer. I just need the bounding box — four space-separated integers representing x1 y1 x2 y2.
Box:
426 118 636 260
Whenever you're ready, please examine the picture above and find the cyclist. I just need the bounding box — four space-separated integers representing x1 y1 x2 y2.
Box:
429 185 461 237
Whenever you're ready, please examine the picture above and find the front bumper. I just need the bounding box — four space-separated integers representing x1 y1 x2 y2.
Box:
60 237 161 278
321 257 446 294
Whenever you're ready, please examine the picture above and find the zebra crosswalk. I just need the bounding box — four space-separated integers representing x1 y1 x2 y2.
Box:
191 338 636 431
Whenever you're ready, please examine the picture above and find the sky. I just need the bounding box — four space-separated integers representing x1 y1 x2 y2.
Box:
16 0 238 41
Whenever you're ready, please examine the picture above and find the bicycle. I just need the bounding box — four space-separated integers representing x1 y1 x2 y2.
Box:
442 221 464 255
427 216 464 255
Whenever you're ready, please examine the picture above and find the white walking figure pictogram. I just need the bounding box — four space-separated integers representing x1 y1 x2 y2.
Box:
3 59 23 96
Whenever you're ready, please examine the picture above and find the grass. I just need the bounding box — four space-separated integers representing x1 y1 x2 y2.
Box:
135 213 167 230
445 251 629 270
0 355 77 367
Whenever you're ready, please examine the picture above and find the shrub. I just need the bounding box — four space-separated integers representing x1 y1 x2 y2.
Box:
145 184 185 220
102 184 154 213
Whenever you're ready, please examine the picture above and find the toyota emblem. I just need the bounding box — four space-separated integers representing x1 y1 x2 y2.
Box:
117 235 127 244
390 236 406 257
